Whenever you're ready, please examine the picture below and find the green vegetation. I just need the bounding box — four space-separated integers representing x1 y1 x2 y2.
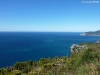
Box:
1 43 100 75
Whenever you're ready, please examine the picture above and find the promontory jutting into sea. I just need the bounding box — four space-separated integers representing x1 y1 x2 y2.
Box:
80 30 100 36
0 31 100 68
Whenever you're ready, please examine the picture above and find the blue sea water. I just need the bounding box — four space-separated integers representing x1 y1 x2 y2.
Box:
0 32 100 68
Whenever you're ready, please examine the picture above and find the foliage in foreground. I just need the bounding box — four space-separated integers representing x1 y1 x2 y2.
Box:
1 43 100 75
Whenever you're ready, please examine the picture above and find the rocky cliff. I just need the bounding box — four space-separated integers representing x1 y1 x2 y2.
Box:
70 44 87 53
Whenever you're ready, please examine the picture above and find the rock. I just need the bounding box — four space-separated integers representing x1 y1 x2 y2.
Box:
96 40 100 43
70 44 87 53
70 44 78 53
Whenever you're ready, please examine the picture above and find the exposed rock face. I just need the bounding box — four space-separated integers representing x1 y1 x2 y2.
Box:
96 40 100 43
70 44 87 53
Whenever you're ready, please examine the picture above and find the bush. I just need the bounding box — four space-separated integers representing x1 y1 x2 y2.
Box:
14 62 27 70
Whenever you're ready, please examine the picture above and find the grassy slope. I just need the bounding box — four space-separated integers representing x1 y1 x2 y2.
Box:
0 43 100 75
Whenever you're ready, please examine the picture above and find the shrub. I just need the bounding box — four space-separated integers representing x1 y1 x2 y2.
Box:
14 62 27 70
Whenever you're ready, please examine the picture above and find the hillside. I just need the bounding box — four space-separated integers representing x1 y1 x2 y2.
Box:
80 30 100 36
0 43 100 75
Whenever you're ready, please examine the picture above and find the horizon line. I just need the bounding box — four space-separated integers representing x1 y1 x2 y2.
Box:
0 31 83 32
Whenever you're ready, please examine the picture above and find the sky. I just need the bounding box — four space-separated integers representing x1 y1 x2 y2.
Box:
0 0 100 32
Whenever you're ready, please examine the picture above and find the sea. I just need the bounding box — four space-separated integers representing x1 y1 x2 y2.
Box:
0 32 100 68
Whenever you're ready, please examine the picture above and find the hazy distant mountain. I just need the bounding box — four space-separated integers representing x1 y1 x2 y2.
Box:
80 30 100 36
